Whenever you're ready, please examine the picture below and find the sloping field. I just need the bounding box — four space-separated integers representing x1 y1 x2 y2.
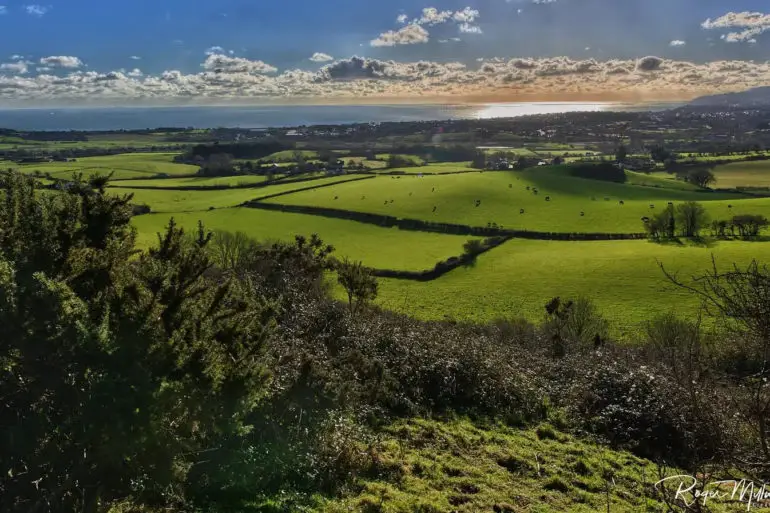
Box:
108 175 273 188
132 208 479 272
712 160 770 189
16 152 198 180
373 238 770 338
261 167 753 233
113 175 365 211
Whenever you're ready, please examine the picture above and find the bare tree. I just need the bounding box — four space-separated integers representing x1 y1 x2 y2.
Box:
210 230 257 271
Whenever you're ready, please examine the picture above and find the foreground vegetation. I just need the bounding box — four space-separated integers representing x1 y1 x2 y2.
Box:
4 171 770 513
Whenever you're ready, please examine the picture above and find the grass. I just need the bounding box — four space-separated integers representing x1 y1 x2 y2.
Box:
107 175 274 188
261 150 320 162
132 208 478 272
112 176 362 211
712 160 770 189
15 152 198 180
371 238 768 338
317 418 699 513
261 166 753 233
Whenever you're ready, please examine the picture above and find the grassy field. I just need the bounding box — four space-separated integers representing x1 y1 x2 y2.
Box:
315 418 699 513
15 152 198 180
372 238 769 338
261 167 755 233
132 208 478 272
712 160 770 189
107 175 274 188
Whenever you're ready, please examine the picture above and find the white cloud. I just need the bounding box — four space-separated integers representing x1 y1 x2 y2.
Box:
0 6 7 15
0 54 769 106
24 4 48 16
130 56 141 61
702 11 770 42
201 54 277 74
371 24 430 47
309 52 334 63
669 40 686 47
459 23 483 34
414 7 453 26
0 60 30 74
396 13 408 24
205 46 227 56
39 56 83 69
453 7 479 23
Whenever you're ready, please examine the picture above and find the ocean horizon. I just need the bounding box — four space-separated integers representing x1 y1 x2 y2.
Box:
0 101 682 132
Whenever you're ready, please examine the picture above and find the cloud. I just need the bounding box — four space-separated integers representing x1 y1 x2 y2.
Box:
205 46 227 56
1 54 770 105
370 24 429 47
201 54 277 74
702 11 770 42
130 56 141 61
309 52 334 63
39 56 83 69
24 4 48 16
669 40 686 47
459 23 482 34
0 60 30 74
0 6 6 15
396 14 408 24
414 7 453 26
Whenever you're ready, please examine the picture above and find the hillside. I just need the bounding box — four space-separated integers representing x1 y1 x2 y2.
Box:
689 86 770 108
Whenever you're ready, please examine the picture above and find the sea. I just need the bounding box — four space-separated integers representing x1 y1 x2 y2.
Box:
0 102 682 132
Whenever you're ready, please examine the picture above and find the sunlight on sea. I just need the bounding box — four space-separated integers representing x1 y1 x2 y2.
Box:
465 101 679 119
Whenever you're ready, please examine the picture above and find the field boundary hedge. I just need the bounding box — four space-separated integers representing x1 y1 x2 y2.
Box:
367 236 513 282
106 174 373 192
243 201 647 240
247 176 376 201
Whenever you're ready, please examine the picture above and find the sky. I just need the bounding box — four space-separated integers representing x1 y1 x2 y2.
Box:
0 0 768 106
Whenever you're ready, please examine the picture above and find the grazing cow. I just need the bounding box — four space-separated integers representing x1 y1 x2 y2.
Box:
334 196 338 200
728 204 733 209
432 206 437 212
619 200 624 205
520 209 525 214
432 187 435 192
650 204 655 209
384 200 388 205
390 200 394 203
641 216 650 222
668 202 673 206
545 196 551 202
580 212 585 217
526 186 531 191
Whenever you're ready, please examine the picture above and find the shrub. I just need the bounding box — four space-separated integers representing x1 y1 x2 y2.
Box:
567 162 627 183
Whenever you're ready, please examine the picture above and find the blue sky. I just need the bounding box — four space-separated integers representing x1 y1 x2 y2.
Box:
0 1 768 105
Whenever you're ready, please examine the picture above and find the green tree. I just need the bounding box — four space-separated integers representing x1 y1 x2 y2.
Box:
615 144 628 163
336 257 378 314
0 171 275 512
686 168 716 188
675 201 709 238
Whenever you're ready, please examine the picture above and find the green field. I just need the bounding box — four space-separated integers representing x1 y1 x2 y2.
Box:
712 160 770 189
16 152 198 180
132 208 478 271
260 167 755 233
373 238 769 338
107 174 273 188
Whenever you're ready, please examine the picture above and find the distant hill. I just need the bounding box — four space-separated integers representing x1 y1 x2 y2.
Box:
689 87 770 107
